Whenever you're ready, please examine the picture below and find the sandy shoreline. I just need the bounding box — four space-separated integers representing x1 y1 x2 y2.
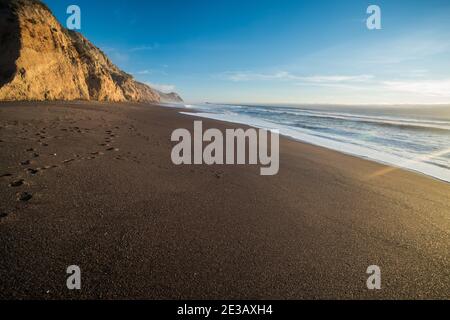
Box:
0 101 449 299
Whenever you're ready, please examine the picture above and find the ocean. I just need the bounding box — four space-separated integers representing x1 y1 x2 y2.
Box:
176 103 450 183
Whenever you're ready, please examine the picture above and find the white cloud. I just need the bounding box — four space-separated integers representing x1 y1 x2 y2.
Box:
135 70 152 75
383 79 450 97
298 75 374 83
220 71 374 84
146 82 176 93
129 44 160 52
133 68 168 76
220 71 294 81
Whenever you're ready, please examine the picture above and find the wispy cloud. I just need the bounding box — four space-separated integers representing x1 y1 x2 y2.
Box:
219 71 374 84
129 44 160 52
99 43 160 64
135 70 152 75
218 71 293 81
383 79 450 97
298 75 374 83
219 69 450 101
132 68 168 76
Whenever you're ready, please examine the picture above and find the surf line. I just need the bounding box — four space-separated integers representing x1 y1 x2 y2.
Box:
171 120 279 176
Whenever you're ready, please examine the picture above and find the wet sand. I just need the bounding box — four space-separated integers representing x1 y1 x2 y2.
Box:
0 101 449 299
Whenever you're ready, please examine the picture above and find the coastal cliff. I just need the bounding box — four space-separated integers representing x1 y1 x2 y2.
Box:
0 0 183 103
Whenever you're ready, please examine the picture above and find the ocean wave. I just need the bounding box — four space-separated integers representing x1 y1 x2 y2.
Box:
243 108 450 132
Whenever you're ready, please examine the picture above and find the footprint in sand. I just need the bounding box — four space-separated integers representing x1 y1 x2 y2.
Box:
20 160 31 166
215 172 224 179
9 179 24 187
26 168 40 175
0 212 8 219
1 173 13 178
25 148 40 158
17 192 32 202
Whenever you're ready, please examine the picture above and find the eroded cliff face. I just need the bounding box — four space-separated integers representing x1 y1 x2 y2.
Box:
0 0 183 103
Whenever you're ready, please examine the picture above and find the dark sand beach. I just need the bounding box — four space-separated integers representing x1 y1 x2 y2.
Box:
0 101 449 299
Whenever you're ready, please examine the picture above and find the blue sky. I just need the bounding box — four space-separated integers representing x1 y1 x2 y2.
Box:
45 0 450 104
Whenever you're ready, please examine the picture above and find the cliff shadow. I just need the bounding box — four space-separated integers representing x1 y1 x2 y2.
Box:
0 0 21 87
